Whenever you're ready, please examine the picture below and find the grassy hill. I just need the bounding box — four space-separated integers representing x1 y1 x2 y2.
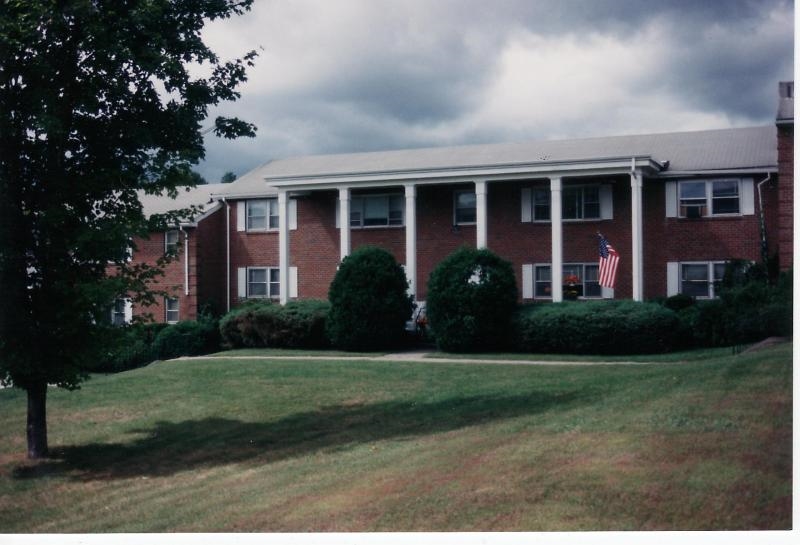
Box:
0 343 791 531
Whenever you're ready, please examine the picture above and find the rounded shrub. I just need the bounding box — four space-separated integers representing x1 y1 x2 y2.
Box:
152 315 220 360
326 246 412 351
219 299 330 349
426 246 518 352
514 300 681 355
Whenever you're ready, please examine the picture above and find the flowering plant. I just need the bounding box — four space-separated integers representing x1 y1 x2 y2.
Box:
563 274 579 285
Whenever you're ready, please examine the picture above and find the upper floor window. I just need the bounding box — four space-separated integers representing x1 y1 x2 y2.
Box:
247 267 280 299
165 230 180 254
350 194 404 228
454 190 477 225
679 180 740 218
681 262 726 298
247 199 279 231
524 185 611 222
534 263 601 299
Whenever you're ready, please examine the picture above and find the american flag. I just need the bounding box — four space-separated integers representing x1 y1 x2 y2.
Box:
598 234 620 289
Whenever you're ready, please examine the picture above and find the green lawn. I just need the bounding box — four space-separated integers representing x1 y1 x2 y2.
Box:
0 343 791 532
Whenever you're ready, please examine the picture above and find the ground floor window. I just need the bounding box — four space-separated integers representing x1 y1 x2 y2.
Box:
111 299 128 326
165 297 180 323
248 267 280 299
534 263 601 299
681 262 726 298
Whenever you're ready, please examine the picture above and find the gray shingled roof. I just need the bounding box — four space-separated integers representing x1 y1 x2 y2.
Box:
215 126 776 198
138 183 223 222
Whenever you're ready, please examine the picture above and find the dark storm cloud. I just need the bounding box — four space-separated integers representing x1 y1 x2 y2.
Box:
196 0 793 180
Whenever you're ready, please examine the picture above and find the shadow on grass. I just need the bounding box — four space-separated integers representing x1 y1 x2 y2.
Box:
14 390 586 480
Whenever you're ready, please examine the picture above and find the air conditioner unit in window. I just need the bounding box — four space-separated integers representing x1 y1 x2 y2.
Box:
685 205 704 219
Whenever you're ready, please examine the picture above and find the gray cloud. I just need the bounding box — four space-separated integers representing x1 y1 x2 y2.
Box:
195 0 793 180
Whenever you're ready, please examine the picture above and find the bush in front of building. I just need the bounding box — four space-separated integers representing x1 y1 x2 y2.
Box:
219 299 331 349
151 314 221 360
94 322 169 372
426 247 518 353
326 246 413 351
514 300 682 355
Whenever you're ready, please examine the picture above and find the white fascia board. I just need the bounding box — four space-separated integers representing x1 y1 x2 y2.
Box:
178 201 223 227
264 156 662 191
655 167 778 179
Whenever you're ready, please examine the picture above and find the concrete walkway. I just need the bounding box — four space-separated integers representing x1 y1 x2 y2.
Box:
178 350 677 366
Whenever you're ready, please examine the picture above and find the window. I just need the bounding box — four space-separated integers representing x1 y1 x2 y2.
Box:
165 230 180 254
534 263 601 299
247 267 280 298
525 185 607 221
246 199 279 230
681 262 725 298
165 297 180 323
350 194 404 227
454 190 476 224
111 299 128 326
679 180 740 217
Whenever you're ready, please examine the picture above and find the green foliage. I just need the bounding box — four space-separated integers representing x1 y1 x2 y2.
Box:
514 301 681 355
151 316 220 360
220 299 331 349
426 247 518 352
220 171 237 183
94 323 168 373
326 246 413 351
0 1 256 455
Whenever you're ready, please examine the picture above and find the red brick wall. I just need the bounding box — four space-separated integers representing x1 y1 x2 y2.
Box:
196 207 226 315
777 124 794 270
129 229 196 323
224 177 770 307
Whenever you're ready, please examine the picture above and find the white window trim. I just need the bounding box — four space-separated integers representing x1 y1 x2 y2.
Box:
165 230 180 254
246 266 281 299
246 199 279 232
531 262 605 300
349 193 405 229
522 184 612 223
677 261 727 299
454 189 477 225
165 297 180 324
676 179 750 218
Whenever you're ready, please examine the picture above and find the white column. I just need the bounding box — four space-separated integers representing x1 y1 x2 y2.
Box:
404 184 417 299
338 187 351 261
550 177 563 302
630 171 644 301
278 189 290 305
475 180 488 249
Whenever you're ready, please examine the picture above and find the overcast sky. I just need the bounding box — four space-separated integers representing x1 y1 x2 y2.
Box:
194 0 794 183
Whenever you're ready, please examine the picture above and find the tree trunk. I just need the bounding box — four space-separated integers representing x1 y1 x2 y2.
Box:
26 382 48 459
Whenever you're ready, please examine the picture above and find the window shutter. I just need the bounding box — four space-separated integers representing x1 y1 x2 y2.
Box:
289 199 298 230
236 201 246 231
600 185 613 219
124 299 133 323
237 267 247 298
521 188 532 222
665 182 678 218
667 262 680 296
335 199 340 228
522 264 533 299
740 178 755 215
289 267 298 298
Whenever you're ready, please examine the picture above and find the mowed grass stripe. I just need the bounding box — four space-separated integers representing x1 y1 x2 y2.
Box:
0 343 791 531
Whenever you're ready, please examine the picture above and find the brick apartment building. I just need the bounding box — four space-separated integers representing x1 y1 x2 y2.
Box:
124 83 794 324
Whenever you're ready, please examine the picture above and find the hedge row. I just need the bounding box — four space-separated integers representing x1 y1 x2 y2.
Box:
514 300 682 355
95 315 220 373
219 299 331 349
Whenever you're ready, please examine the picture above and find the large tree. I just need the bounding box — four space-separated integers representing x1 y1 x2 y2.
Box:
0 0 257 458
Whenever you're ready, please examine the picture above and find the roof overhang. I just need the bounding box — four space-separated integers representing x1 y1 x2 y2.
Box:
253 155 663 193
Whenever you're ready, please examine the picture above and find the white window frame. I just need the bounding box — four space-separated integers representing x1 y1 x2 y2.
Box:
111 298 128 326
524 184 610 222
561 185 601 220
165 230 180 254
246 267 281 299
678 179 741 218
454 189 477 225
246 199 279 231
533 263 603 300
679 261 726 299
349 193 404 228
165 297 180 323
